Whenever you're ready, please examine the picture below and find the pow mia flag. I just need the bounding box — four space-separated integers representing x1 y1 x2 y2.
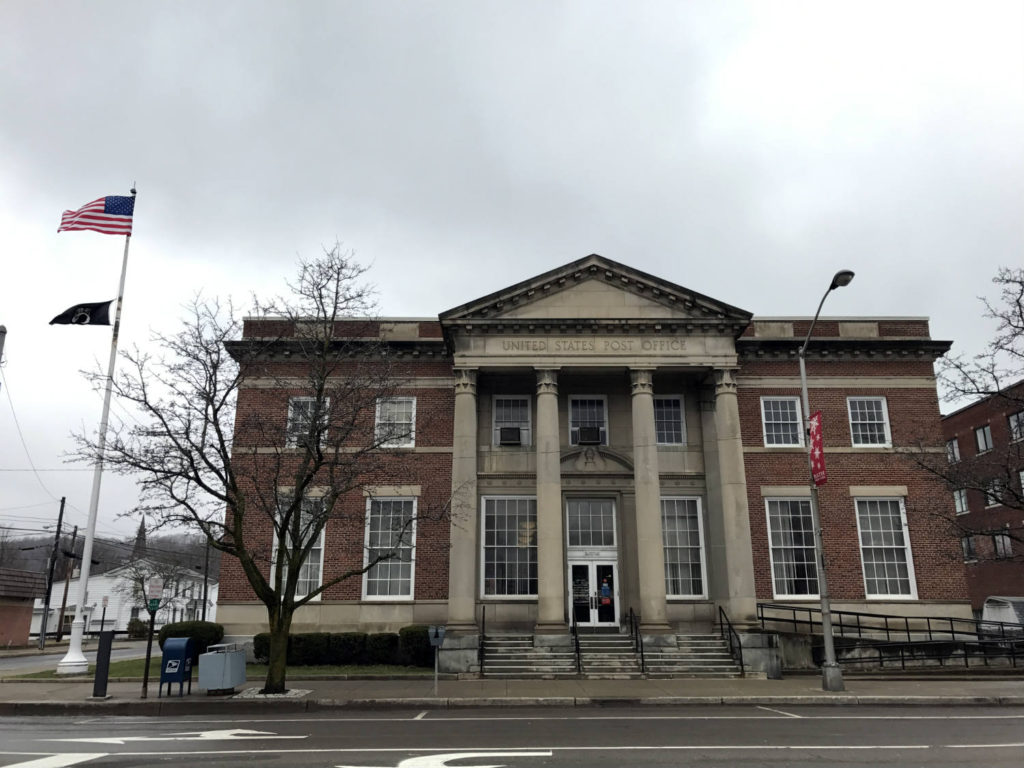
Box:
50 300 113 326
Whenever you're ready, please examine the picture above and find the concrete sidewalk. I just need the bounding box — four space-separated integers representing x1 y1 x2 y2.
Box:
1 673 1022 715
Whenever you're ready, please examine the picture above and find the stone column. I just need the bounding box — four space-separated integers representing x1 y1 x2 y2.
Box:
534 368 567 634
710 368 757 626
630 369 672 633
446 368 478 631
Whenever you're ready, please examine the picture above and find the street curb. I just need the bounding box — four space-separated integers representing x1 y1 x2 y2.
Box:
2 694 1024 716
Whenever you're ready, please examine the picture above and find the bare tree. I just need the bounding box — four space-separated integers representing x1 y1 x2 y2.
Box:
75 245 447 692
906 267 1024 560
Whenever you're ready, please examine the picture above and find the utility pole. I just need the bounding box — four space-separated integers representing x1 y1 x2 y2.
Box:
38 497 66 650
56 525 79 643
201 546 209 622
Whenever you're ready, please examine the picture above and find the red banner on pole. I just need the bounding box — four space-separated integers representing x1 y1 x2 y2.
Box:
810 410 827 486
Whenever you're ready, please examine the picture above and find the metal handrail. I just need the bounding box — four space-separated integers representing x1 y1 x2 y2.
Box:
478 605 486 676
843 637 1023 670
718 606 745 677
628 607 646 674
757 601 1024 643
571 620 582 675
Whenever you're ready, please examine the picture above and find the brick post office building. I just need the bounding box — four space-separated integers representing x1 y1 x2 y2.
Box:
941 380 1024 616
217 254 970 668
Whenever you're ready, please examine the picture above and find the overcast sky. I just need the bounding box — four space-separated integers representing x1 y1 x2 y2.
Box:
1 1 1021 544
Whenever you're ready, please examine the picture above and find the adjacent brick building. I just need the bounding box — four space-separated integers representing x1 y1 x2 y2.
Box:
941 380 1024 616
217 254 971 666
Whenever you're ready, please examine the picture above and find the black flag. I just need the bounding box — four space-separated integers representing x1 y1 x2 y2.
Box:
50 300 113 326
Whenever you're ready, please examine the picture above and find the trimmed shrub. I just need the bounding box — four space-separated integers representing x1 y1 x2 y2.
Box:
398 625 432 667
364 632 399 665
288 632 331 666
329 632 367 665
157 621 224 662
126 617 148 639
252 632 271 664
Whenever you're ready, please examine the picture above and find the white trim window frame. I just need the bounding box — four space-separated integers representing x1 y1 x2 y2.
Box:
375 397 416 448
569 396 608 446
492 396 532 447
854 497 918 600
983 479 1005 508
760 396 804 447
362 497 417 600
961 535 977 562
654 395 686 445
661 496 707 599
566 498 617 548
975 424 993 453
765 498 819 599
953 488 968 515
946 438 960 464
1009 412 1024 443
993 531 1013 559
286 396 329 448
847 396 892 447
271 494 326 601
480 496 538 599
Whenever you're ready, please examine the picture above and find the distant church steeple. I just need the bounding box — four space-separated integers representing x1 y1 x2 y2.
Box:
131 520 147 560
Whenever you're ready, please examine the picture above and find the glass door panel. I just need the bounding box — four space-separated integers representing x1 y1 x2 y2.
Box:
571 564 591 625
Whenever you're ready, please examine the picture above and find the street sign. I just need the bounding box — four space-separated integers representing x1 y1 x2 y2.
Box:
101 595 108 608
147 577 164 600
147 598 160 612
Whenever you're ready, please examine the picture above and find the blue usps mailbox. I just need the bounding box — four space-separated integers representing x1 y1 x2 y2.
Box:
159 637 194 697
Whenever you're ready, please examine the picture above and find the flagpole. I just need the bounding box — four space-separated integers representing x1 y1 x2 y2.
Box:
57 188 136 675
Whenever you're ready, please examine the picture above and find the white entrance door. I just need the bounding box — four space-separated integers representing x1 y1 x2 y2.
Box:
568 561 619 627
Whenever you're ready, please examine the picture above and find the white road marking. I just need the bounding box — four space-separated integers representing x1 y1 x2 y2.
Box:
757 705 801 718
413 711 428 720
0 755 106 768
338 750 552 768
46 728 307 745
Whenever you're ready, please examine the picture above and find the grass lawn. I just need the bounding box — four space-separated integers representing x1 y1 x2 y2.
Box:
17 657 432 679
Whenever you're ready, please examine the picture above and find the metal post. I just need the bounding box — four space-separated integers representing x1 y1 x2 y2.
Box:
141 608 156 699
56 525 79 643
799 269 854 693
201 547 209 622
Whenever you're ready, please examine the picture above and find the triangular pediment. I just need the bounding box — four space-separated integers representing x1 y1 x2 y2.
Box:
440 254 751 326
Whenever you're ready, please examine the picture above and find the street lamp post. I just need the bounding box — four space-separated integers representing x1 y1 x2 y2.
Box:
799 269 854 693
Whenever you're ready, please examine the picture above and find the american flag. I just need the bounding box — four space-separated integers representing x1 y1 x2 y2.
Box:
58 195 134 235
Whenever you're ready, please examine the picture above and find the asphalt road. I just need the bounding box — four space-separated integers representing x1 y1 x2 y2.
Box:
0 644 148 675
1 705 1022 767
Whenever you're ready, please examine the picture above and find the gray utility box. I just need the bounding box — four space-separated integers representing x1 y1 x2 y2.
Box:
198 642 246 694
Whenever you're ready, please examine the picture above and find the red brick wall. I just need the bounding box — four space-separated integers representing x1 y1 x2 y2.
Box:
0 602 33 646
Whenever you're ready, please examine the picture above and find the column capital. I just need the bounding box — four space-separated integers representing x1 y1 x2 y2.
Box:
535 368 559 395
713 367 739 396
630 368 655 396
454 368 477 395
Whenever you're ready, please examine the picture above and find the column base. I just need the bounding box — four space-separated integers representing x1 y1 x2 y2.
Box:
444 621 479 634
533 621 569 636
639 620 674 635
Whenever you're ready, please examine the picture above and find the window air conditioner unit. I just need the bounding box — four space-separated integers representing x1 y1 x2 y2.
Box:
498 427 522 446
577 426 602 445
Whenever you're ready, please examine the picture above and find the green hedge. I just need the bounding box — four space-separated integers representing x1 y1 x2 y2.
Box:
249 628 430 667
126 618 148 639
157 621 224 663
398 625 432 667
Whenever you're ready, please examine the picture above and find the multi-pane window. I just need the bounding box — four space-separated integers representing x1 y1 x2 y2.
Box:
761 397 803 447
567 498 615 547
984 479 1006 508
765 499 818 598
993 532 1013 559
272 495 325 599
975 425 993 453
286 396 328 448
363 498 416 598
953 488 968 515
961 536 977 561
654 396 686 444
569 397 608 445
946 438 960 463
661 497 705 597
482 497 537 596
847 397 891 446
375 397 416 447
1009 412 1024 442
492 396 531 446
855 498 916 598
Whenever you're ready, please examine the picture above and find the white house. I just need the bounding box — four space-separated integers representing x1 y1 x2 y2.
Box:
31 560 217 636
